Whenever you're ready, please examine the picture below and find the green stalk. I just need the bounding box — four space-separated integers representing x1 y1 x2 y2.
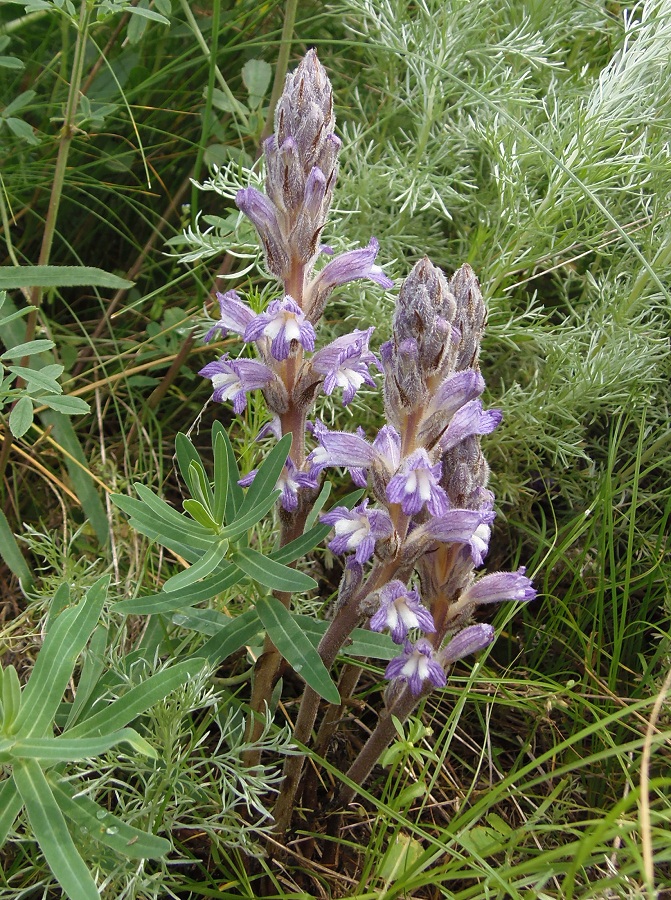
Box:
260 0 299 145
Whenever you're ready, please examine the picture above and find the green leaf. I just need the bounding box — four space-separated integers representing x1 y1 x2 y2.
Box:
183 498 220 530
0 339 55 359
13 577 109 739
171 607 231 637
8 395 34 438
196 609 261 666
49 776 171 859
218 489 281 540
133 483 213 538
242 58 272 109
67 659 206 739
11 728 156 762
64 626 107 730
3 89 35 116
127 4 169 23
0 776 22 848
5 117 39 145
0 508 32 585
230 547 317 592
236 433 291 518
188 460 215 513
212 421 242 518
162 539 230 592
0 266 134 290
1 664 21 730
256 597 340 704
212 430 229 524
112 493 215 551
293 615 399 660
7 365 62 394
174 432 203 494
39 395 90 415
112 566 244 615
14 758 100 900
0 56 24 70
304 480 332 530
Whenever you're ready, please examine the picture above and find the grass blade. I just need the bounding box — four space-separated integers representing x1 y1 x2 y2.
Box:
0 508 32 585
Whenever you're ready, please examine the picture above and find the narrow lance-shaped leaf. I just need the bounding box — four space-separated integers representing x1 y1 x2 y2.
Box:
231 547 317 592
0 508 32 585
14 758 100 900
212 430 230 524
218 489 281 540
13 577 109 739
10 728 157 763
64 625 107 730
0 266 134 290
256 597 340 704
112 493 215 550
174 432 204 495
49 776 171 860
196 609 261 666
162 539 230 592
112 565 245 615
188 460 215 514
0 776 23 848
212 421 243 519
66 659 206 739
132 483 214 538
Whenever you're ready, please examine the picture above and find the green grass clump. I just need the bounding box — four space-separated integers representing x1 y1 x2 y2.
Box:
1 0 670 897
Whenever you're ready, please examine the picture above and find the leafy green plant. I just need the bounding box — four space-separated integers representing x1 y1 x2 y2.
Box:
0 576 204 900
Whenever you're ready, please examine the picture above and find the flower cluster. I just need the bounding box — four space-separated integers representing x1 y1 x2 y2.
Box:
198 51 535 704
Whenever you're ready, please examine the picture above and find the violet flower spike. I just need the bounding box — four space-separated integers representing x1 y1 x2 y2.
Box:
244 296 316 361
385 639 446 696
370 581 436 644
386 449 449 517
320 498 393 565
312 328 380 405
199 356 274 414
460 567 537 605
203 290 256 343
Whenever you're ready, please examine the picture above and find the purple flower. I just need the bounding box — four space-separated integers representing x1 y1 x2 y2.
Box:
199 355 274 414
244 296 316 360
439 624 495 665
372 425 401 472
385 449 449 517
238 457 316 511
384 639 446 696
305 237 394 320
439 400 502 453
314 237 393 290
425 370 486 419
370 581 436 643
320 499 393 564
235 187 288 279
409 509 493 558
307 428 377 478
311 328 380 405
460 567 536 605
203 290 256 343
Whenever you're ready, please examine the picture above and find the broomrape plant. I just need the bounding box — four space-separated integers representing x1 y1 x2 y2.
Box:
191 51 537 835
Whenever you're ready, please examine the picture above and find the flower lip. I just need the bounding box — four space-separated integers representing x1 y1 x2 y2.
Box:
244 295 316 360
384 639 446 696
369 580 436 644
320 498 393 565
385 448 449 517
199 355 274 414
